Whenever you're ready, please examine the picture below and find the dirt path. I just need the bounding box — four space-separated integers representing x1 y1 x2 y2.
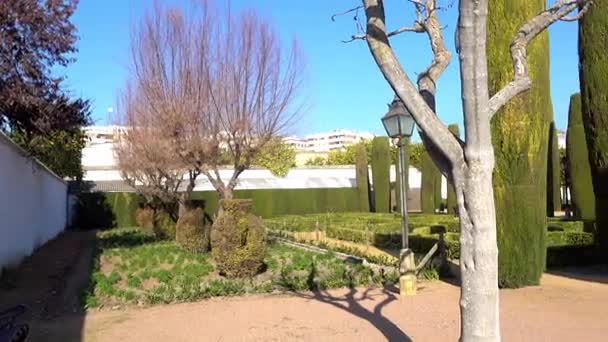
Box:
45 273 605 342
4 231 608 341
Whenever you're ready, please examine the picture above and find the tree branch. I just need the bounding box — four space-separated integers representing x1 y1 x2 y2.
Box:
361 0 465 173
488 0 592 118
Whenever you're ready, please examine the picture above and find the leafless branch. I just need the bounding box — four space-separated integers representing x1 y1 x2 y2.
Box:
331 5 363 22
120 1 304 201
361 0 465 174
342 23 425 42
488 0 593 118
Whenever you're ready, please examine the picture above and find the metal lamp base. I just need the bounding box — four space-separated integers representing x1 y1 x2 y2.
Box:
399 248 417 297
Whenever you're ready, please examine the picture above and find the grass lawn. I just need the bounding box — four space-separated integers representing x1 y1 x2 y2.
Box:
84 228 398 309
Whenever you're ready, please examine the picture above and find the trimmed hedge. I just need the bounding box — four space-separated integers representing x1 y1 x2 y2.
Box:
74 192 139 229
566 94 596 223
488 0 551 288
579 0 608 257
394 138 410 212
446 124 460 215
547 122 561 216
420 151 436 214
76 187 362 228
371 137 391 213
266 213 596 270
355 143 371 212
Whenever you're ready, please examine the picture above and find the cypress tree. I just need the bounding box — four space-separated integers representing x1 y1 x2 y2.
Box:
547 122 562 216
447 124 460 215
566 94 595 222
579 0 608 255
371 137 391 213
394 138 410 212
434 169 442 210
355 143 371 212
420 150 435 214
488 0 550 288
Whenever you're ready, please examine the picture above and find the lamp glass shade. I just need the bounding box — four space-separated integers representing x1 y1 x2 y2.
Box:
381 100 415 138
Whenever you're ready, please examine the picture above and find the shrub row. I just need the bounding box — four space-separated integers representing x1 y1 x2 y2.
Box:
266 214 595 269
76 188 363 229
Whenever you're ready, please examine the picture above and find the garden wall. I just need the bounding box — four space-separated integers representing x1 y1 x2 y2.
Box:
0 132 68 272
76 187 361 228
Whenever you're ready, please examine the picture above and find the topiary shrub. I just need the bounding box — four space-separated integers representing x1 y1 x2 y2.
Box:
446 124 460 215
420 151 436 214
176 205 211 253
579 0 608 257
547 122 562 216
211 199 267 278
355 143 371 212
566 94 596 223
488 0 550 288
371 137 391 213
135 207 156 235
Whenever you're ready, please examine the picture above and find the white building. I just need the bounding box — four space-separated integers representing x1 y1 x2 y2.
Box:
284 129 375 152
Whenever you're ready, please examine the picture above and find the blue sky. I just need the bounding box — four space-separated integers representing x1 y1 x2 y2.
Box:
63 0 580 138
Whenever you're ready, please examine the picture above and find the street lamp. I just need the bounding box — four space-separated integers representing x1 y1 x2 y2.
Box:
381 96 416 296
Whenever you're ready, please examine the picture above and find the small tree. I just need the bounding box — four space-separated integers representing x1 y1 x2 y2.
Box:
566 93 595 222
340 0 591 339
253 138 296 177
579 0 608 255
371 137 391 212
125 2 304 205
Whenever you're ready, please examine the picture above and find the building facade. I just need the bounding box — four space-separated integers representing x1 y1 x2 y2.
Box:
284 129 375 153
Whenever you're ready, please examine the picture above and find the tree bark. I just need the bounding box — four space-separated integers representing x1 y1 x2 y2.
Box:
456 1 500 340
455 166 499 342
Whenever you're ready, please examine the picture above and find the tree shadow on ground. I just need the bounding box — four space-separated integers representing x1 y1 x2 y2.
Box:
0 230 98 342
293 284 412 341
547 264 608 284
96 229 157 249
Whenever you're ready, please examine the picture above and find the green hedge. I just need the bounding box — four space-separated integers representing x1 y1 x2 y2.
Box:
371 137 391 213
547 122 562 216
420 151 436 214
76 188 362 228
488 0 551 288
446 124 460 215
74 192 139 229
265 213 596 269
355 143 371 212
579 0 608 257
566 94 596 222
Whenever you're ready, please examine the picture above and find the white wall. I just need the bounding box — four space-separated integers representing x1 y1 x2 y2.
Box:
0 132 67 271
84 165 424 192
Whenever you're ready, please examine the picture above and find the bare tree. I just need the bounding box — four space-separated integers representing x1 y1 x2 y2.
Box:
339 0 591 340
122 1 304 207
115 85 187 221
191 8 304 201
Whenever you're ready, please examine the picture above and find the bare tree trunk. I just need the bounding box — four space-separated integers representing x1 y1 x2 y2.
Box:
456 1 500 340
455 167 499 342
352 0 588 340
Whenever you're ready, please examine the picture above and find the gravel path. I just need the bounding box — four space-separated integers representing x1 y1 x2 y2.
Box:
36 272 608 342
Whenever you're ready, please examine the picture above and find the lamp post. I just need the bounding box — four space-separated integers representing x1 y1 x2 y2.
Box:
381 97 416 296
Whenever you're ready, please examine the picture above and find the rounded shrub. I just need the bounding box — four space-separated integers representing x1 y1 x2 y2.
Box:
211 199 267 278
135 207 156 235
176 206 211 253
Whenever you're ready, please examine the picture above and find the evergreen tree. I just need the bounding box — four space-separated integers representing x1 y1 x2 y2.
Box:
488 0 550 287
547 122 562 216
371 137 391 212
566 94 595 223
579 0 608 255
447 124 460 215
